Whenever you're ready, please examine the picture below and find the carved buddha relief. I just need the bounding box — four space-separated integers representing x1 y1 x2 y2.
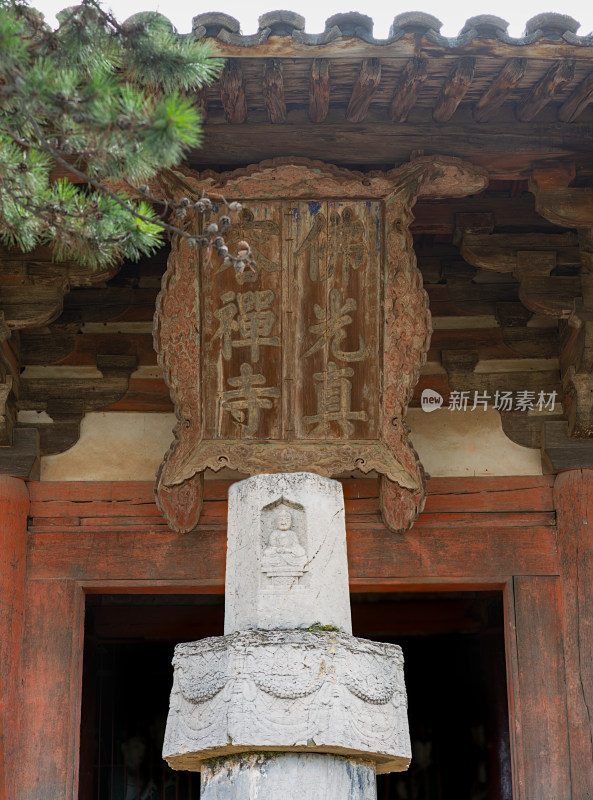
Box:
261 503 308 583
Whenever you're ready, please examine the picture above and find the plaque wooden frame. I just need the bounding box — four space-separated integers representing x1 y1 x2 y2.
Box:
153 158 487 533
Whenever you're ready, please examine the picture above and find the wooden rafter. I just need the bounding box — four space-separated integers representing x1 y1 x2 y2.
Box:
346 58 381 123
474 59 526 123
433 57 475 123
516 60 575 122
220 59 247 124
389 58 428 123
558 70 593 122
263 59 287 124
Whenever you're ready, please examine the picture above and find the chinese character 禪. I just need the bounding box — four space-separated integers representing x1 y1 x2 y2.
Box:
213 290 280 363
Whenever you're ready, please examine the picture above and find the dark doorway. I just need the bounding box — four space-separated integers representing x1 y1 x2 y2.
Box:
79 592 510 800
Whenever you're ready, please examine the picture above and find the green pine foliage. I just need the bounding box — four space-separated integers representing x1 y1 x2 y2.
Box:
0 0 223 267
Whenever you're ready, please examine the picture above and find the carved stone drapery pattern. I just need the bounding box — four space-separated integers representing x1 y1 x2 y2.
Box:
163 630 410 774
153 158 487 533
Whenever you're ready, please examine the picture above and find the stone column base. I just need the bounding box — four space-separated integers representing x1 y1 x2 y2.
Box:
201 753 377 800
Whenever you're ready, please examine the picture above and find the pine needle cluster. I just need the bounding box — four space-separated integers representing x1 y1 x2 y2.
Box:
0 0 224 267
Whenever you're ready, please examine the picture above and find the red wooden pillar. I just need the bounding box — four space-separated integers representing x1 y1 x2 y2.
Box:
17 580 82 800
555 469 593 799
505 576 571 800
0 477 29 800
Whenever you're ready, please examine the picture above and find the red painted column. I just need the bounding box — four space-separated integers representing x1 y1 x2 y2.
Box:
0 477 29 800
555 468 593 800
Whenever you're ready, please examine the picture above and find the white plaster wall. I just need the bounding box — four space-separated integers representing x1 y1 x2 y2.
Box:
40 412 176 481
407 407 542 477
39 408 542 481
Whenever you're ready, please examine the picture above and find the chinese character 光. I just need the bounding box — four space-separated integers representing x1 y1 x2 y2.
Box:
303 288 368 362
213 290 280 363
294 206 368 285
303 361 367 436
220 363 280 437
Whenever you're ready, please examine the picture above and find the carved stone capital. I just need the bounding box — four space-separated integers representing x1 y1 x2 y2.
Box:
163 630 411 775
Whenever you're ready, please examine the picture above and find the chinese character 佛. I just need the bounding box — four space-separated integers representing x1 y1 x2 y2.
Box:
294 206 368 285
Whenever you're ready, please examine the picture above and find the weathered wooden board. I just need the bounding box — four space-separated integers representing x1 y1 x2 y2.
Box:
290 199 381 440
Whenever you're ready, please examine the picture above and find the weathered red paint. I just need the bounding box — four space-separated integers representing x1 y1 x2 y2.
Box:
0 476 29 800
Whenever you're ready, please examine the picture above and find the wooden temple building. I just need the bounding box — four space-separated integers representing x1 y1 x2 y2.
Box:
2 8 593 799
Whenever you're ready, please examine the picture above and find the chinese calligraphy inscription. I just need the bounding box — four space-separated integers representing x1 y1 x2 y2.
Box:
154 158 488 533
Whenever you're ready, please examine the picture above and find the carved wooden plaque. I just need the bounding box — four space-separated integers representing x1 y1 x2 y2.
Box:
154 158 487 533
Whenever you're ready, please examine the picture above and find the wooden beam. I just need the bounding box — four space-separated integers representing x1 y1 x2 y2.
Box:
558 70 593 122
543 421 593 469
262 59 286 124
433 57 475 123
0 246 119 330
389 58 428 123
0 428 39 479
346 58 381 123
460 231 579 273
473 59 526 123
516 60 575 122
219 59 247 124
533 188 593 228
308 59 330 123
191 114 593 176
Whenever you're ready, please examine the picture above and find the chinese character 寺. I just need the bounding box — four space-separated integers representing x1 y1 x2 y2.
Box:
220 363 280 437
303 361 367 436
294 207 368 285
303 288 368 362
213 290 280 363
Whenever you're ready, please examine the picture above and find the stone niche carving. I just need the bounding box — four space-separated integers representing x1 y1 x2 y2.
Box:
225 473 351 635
261 501 308 583
153 157 488 535
162 630 411 775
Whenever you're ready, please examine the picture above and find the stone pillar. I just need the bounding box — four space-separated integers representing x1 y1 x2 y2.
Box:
0 476 29 800
163 473 411 797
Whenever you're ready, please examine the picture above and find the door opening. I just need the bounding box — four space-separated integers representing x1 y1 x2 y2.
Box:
79 591 510 800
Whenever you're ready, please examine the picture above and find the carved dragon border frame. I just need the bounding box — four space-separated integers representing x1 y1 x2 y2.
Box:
153 158 487 533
